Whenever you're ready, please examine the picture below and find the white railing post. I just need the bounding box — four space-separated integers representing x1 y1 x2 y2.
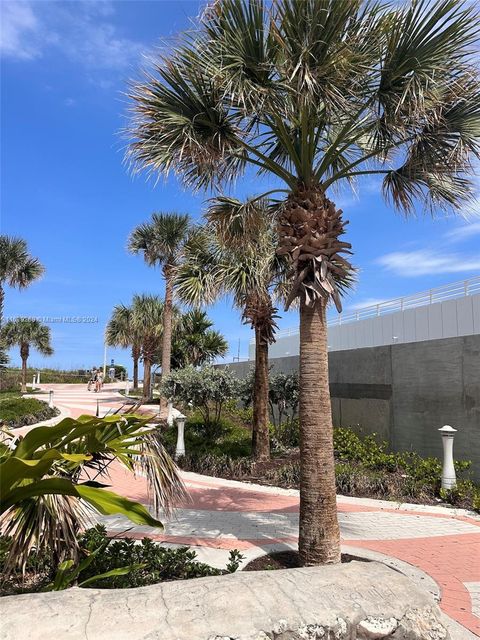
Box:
464 280 469 296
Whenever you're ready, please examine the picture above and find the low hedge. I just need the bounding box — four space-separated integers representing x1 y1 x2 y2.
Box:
0 397 59 429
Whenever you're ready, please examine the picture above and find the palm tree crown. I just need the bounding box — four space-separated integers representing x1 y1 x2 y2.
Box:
1 318 53 357
0 236 44 325
128 0 480 310
1 318 53 392
171 309 228 369
128 212 190 272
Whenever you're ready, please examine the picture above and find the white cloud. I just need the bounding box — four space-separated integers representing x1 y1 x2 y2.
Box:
0 2 40 59
448 220 480 242
377 249 480 277
0 1 144 73
348 297 388 310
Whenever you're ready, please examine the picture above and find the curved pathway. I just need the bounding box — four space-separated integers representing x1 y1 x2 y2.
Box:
41 384 480 638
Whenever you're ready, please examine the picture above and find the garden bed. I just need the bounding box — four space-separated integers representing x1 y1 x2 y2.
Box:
0 397 59 429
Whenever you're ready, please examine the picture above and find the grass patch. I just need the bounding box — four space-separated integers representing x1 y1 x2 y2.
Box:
0 397 59 428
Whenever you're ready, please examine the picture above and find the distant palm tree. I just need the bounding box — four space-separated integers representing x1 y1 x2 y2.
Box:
130 294 164 400
0 236 44 368
127 0 480 564
105 304 142 390
128 214 190 406
171 309 228 369
176 199 288 460
1 318 53 392
0 236 44 326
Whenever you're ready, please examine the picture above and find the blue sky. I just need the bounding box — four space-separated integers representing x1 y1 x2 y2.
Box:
1 0 480 373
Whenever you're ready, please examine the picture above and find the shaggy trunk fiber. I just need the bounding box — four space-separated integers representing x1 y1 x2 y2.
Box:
20 344 29 393
298 300 341 564
160 270 174 412
132 345 140 390
0 282 4 327
244 293 278 462
278 185 351 566
252 326 270 461
143 357 152 401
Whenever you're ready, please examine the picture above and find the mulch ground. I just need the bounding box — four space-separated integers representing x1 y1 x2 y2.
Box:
243 550 369 571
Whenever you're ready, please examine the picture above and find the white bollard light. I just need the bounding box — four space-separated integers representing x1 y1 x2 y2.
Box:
125 379 130 395
175 414 186 459
438 425 457 490
32 375 36 387
167 401 173 427
48 390 54 409
37 372 40 385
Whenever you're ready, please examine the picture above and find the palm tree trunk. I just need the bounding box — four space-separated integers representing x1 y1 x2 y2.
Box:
143 357 152 401
252 327 270 461
132 346 139 390
160 270 174 411
298 299 341 565
0 282 4 328
21 354 28 393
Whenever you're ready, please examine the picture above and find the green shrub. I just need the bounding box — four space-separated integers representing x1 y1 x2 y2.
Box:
0 527 245 594
271 417 300 450
161 366 237 431
0 397 58 428
176 452 254 477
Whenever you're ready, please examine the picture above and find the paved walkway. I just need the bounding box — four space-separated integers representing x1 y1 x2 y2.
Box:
37 384 480 637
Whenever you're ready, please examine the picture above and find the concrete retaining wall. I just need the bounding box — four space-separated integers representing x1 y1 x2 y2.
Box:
224 335 480 480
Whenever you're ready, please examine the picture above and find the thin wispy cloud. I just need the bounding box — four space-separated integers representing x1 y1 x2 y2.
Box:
348 297 388 310
1 0 144 74
448 220 480 242
377 249 480 277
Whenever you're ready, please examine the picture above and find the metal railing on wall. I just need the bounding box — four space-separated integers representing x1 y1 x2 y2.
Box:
254 275 480 342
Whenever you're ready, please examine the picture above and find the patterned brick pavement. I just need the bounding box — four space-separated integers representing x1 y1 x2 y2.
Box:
39 384 480 637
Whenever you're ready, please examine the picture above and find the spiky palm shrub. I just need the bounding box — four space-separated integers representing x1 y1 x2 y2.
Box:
171 309 228 369
127 0 480 564
129 213 191 406
1 319 53 392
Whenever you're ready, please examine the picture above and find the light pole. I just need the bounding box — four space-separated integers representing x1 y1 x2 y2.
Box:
438 425 457 490
175 413 186 459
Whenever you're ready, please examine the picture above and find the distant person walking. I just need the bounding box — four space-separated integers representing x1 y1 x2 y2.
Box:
95 370 104 393
88 368 97 392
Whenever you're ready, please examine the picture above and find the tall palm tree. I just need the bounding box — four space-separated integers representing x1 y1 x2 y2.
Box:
105 303 142 390
128 213 190 406
0 236 44 326
127 0 480 564
1 318 53 392
171 309 228 369
130 294 164 400
176 200 288 461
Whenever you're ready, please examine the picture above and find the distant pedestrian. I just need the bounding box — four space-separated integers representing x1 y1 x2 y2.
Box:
95 370 104 393
88 368 97 392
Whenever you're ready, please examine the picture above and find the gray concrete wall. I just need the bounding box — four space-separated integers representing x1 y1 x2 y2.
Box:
224 335 480 480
